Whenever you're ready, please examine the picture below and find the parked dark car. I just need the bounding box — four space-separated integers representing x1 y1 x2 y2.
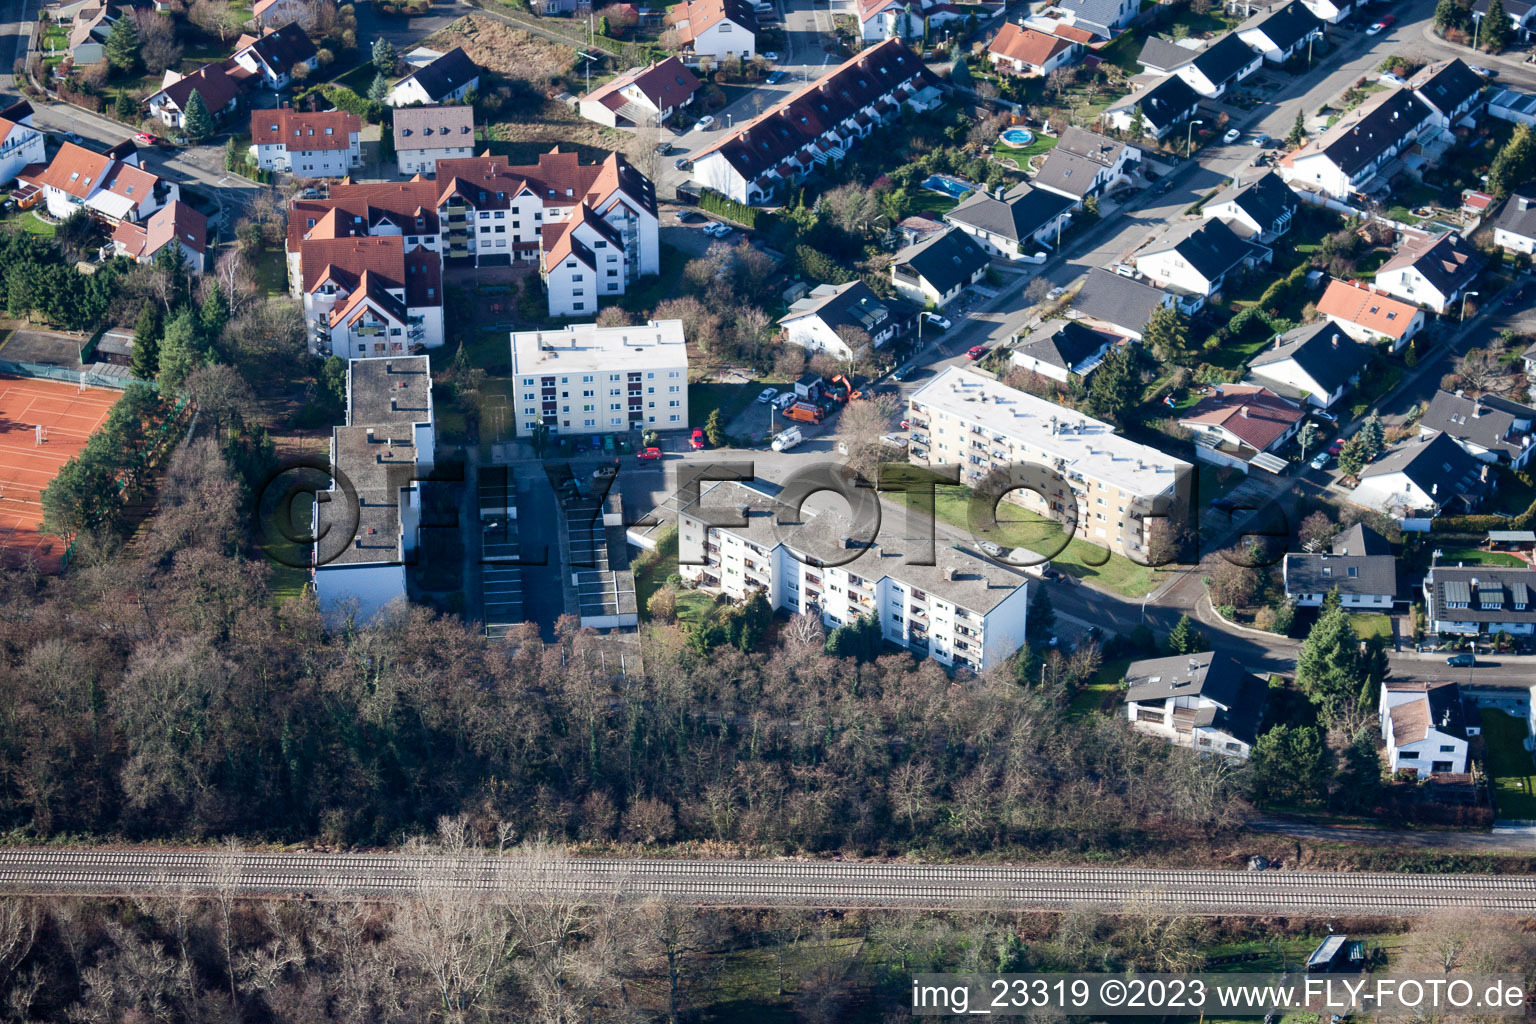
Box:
1446 653 1475 667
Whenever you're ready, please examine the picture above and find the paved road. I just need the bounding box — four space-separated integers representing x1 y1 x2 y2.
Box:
2 846 1534 912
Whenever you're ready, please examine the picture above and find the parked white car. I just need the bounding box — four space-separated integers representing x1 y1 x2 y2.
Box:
1223 128 1241 144
693 115 715 131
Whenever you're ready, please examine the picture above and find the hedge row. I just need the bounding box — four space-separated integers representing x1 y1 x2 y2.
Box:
699 188 760 230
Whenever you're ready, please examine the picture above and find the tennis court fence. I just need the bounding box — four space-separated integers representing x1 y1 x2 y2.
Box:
0 360 139 390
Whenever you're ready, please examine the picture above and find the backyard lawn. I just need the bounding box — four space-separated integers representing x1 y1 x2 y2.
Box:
1430 547 1525 568
1348 612 1392 641
1481 710 1536 821
992 132 1058 171
896 485 1160 597
1067 657 1130 717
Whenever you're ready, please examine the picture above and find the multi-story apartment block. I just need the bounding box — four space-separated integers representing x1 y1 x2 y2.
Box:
251 108 362 177
0 107 45 187
287 147 658 324
907 367 1192 560
691 39 937 204
295 234 445 357
509 319 688 435
678 481 1031 673
312 356 435 624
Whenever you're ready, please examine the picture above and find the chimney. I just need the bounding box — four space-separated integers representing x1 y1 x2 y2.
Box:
1240 405 1250 418
1472 404 1482 418
995 184 1006 200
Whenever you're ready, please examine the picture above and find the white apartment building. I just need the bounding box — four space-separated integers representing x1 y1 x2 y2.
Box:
0 110 45 187
392 105 476 176
251 108 362 177
296 235 445 356
678 481 1031 673
510 319 688 436
907 367 1192 560
312 356 435 624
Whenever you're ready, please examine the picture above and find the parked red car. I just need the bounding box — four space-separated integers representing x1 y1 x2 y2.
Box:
637 447 663 460
134 132 167 146
1328 437 1347 455
966 345 987 360
690 429 706 450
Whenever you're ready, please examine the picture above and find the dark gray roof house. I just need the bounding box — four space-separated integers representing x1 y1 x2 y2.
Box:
1420 389 1536 466
1424 564 1536 633
1010 318 1119 377
892 227 989 300
1283 522 1397 605
1184 33 1260 93
945 183 1075 248
1068 268 1173 338
396 47 480 103
1109 74 1200 136
1310 89 1433 179
1493 189 1536 247
1248 321 1372 404
1204 171 1298 241
1123 650 1267 747
1138 36 1199 74
1032 127 1134 200
1147 218 1268 284
1410 58 1486 125
1237 0 1324 55
1356 430 1492 515
1050 0 1137 38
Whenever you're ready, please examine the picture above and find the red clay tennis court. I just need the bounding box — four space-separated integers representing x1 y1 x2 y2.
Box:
0 374 121 571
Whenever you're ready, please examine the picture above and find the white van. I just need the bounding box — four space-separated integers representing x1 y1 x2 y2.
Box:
771 427 803 452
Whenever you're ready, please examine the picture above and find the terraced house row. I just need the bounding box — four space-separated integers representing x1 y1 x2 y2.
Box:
286 147 660 353
691 38 942 204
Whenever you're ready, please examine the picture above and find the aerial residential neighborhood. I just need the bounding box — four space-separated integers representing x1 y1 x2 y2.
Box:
3 0 1536 1013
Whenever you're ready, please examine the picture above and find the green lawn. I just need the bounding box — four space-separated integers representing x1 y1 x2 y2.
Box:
252 246 287 297
618 243 687 314
909 191 959 215
1067 657 1130 717
6 210 57 238
1481 710 1536 821
1433 547 1525 567
991 132 1058 170
633 525 678 620
688 381 764 430
1348 611 1392 641
895 485 1160 598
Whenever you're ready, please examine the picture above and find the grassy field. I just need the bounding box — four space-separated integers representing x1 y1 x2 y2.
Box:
1348 611 1392 641
896 485 1160 597
252 247 287 297
991 131 1058 171
1482 710 1536 821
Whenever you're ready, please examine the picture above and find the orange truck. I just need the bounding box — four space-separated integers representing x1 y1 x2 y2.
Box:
783 402 824 424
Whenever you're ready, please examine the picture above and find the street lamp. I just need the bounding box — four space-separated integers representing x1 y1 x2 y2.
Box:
1186 118 1204 157
1461 290 1480 321
1473 13 1482 52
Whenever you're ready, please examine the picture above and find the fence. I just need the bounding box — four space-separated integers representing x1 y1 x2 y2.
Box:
0 359 139 389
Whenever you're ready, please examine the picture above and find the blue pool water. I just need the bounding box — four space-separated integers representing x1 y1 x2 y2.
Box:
999 128 1035 147
922 174 977 199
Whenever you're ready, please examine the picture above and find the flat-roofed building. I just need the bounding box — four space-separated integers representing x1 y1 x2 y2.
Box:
312 356 435 624
678 480 1031 673
907 366 1192 560
510 319 688 435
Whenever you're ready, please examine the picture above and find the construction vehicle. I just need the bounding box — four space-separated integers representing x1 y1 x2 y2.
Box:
827 374 861 402
771 427 804 451
783 402 823 424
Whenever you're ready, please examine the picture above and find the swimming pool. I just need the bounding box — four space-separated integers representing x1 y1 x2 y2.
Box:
922 174 978 199
999 128 1035 148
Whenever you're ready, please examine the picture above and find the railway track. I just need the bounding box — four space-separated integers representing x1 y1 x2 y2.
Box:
0 849 1532 914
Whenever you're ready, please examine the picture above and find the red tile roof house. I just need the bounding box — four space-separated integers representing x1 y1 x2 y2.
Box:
147 63 243 130
110 199 208 271
987 22 1081 76
27 140 178 224
578 57 701 128
251 108 362 177
1315 278 1426 352
1178 383 1305 474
